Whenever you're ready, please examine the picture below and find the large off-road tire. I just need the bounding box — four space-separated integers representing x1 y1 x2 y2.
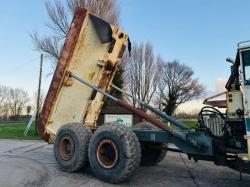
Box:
134 122 167 166
54 123 92 172
88 124 141 183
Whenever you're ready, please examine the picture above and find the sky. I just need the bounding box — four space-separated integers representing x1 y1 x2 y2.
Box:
1 0 250 112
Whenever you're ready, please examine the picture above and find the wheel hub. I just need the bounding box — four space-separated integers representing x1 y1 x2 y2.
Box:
59 135 75 160
96 139 119 169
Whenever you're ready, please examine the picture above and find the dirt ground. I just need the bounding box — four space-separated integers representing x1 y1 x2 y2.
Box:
0 140 249 187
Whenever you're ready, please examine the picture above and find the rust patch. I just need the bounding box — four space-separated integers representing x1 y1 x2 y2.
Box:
38 8 88 142
117 100 174 134
88 72 95 81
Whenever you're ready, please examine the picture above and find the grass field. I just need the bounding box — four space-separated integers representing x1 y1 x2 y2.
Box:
0 123 40 140
181 120 198 129
0 120 198 140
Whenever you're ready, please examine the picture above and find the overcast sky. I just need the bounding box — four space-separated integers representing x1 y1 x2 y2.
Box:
1 0 250 112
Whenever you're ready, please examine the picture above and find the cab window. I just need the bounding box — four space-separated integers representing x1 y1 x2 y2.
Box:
242 50 250 85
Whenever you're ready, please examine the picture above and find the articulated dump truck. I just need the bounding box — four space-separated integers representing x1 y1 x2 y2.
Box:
39 8 250 183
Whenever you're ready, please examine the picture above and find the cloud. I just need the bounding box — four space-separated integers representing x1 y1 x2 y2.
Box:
215 77 227 92
177 78 228 113
176 100 204 114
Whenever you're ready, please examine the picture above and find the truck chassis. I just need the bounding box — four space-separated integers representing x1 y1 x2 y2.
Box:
38 8 250 183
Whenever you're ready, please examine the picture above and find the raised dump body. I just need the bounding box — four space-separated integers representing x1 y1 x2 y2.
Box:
38 8 128 143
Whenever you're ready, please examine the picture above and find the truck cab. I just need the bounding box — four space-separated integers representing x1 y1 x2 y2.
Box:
202 42 250 159
238 43 250 156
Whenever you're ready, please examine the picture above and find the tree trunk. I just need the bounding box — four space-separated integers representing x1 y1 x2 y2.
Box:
163 95 176 116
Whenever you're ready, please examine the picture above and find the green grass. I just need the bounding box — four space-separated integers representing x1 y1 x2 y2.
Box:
181 120 198 129
0 123 41 140
0 119 198 140
167 120 198 130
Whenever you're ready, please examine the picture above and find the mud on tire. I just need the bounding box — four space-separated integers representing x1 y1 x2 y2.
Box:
54 123 92 172
134 122 167 166
88 124 141 183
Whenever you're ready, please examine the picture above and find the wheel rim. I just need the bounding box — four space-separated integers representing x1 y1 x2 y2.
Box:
96 139 119 169
59 135 75 160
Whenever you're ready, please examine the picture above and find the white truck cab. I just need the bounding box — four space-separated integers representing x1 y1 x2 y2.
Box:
238 42 250 157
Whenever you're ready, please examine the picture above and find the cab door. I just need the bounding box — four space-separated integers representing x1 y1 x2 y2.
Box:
239 47 250 134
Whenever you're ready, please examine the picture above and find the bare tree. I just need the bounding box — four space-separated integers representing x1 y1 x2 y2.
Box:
123 42 163 108
157 61 205 115
8 88 30 116
0 85 9 115
31 0 120 67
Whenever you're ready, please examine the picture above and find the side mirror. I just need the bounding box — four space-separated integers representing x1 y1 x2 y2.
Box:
226 58 234 64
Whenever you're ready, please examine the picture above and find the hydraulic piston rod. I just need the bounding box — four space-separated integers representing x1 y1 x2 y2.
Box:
69 72 205 149
111 84 190 130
